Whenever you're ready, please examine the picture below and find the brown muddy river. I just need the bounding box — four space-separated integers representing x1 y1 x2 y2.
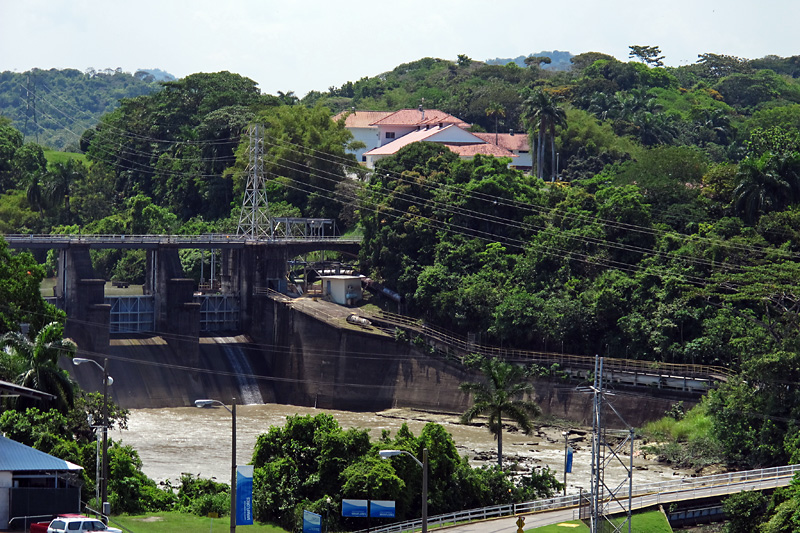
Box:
112 404 692 495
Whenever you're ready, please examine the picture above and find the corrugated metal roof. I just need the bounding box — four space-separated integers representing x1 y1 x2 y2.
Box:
0 379 55 400
0 435 83 472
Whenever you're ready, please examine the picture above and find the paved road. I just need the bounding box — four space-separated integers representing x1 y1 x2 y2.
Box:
437 473 795 532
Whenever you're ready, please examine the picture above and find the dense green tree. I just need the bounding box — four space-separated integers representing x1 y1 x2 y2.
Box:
628 45 665 67
460 357 540 467
235 104 362 221
0 117 23 191
722 491 768 533
733 126 800 222
85 71 277 222
0 237 61 334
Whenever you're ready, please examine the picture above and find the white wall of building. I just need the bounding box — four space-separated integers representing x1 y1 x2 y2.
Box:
349 127 381 163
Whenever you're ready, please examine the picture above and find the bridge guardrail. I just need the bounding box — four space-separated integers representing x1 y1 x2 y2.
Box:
359 463 800 533
3 233 362 247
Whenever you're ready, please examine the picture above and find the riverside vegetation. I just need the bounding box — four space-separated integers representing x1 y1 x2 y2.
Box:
3 47 800 529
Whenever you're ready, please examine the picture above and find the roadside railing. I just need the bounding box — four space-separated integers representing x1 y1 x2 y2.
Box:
358 463 800 533
365 309 733 383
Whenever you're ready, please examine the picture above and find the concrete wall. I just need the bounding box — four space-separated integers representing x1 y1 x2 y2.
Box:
250 297 694 427
251 295 474 412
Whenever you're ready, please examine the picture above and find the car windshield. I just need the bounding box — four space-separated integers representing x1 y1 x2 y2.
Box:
84 522 106 530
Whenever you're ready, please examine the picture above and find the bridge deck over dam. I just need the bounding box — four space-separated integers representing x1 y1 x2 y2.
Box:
3 233 361 252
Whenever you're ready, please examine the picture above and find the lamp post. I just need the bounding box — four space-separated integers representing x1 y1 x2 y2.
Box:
73 357 112 516
562 431 569 496
379 449 427 533
195 398 237 533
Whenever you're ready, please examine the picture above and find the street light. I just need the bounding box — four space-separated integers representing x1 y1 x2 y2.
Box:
73 357 113 516
379 449 427 533
195 398 237 533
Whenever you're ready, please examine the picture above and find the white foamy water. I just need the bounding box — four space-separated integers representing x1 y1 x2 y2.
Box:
112 405 692 494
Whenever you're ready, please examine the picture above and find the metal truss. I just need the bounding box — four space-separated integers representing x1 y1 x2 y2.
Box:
237 124 273 240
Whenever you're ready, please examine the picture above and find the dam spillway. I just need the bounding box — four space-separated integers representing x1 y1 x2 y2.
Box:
70 334 275 409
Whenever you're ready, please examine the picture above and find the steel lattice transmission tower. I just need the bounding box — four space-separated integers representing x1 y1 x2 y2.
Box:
237 124 273 239
584 356 634 533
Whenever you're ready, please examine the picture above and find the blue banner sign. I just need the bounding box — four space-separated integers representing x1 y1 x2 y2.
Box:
303 510 322 533
370 500 396 518
236 465 254 525
342 499 369 518
566 447 573 474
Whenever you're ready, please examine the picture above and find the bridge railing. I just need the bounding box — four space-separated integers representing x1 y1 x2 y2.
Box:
358 463 800 533
366 310 733 382
3 233 362 246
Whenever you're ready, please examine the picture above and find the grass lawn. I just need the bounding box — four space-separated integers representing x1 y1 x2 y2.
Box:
111 512 287 533
527 510 672 533
43 150 87 165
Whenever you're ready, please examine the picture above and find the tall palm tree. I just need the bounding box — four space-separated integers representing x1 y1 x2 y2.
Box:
523 90 566 181
485 103 506 145
25 170 48 218
460 356 541 468
46 159 86 224
1 322 77 412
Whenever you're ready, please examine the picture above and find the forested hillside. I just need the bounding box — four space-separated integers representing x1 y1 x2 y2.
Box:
0 68 162 151
4 52 800 517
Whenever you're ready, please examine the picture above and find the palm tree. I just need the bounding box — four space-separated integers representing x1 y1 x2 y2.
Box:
485 103 506 145
25 170 48 218
460 356 541 468
523 90 566 181
734 152 800 222
1 322 77 412
46 159 86 224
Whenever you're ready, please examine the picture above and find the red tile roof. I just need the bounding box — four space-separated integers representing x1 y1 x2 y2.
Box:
370 108 470 128
473 132 530 152
442 143 517 158
332 110 394 128
364 127 444 156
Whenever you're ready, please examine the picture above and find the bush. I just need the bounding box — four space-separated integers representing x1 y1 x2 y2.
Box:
190 492 231 517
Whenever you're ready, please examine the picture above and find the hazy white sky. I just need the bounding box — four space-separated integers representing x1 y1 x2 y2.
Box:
1 0 797 97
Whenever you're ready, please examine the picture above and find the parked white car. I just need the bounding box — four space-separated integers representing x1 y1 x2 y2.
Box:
47 517 122 533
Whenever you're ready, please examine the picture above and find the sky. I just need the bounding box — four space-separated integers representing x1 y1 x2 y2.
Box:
1 0 798 97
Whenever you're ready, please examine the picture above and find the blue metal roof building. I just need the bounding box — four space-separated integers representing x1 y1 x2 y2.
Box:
0 436 83 530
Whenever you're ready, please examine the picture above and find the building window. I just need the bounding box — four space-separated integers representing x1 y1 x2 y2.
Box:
362 155 367 162
385 132 395 139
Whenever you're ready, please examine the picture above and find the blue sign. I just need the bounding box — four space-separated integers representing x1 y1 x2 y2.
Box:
303 510 322 533
566 447 573 474
342 499 369 518
370 500 396 518
236 465 254 525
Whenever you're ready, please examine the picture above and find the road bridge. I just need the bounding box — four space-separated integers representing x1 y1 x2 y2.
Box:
362 463 800 533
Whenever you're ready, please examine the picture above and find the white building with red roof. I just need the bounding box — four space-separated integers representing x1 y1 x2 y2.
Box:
473 132 533 171
332 109 394 163
334 107 520 169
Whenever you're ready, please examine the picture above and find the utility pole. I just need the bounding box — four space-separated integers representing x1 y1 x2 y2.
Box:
23 73 38 144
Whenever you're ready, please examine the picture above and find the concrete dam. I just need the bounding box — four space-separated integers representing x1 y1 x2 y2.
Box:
3 234 705 428
71 294 699 429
